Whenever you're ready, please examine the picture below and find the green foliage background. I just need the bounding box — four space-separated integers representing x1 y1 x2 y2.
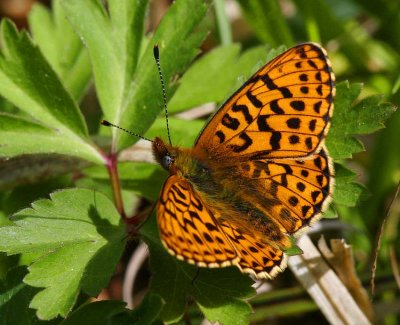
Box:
0 0 399 324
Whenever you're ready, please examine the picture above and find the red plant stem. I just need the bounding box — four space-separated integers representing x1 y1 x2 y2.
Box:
105 153 128 222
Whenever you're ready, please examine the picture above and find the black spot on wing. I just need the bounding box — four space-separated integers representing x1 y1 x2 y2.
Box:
307 60 318 69
222 113 240 130
231 132 253 153
290 100 305 111
174 186 187 199
257 115 272 131
309 119 317 132
270 132 281 150
302 205 311 217
232 104 253 124
296 47 307 59
314 101 322 114
289 196 299 206
314 156 322 169
280 87 293 98
270 100 285 114
316 85 323 96
281 174 288 187
299 73 308 81
289 135 299 144
282 164 293 174
203 232 214 243
246 92 263 108
305 137 313 150
215 130 225 143
205 222 218 231
300 86 309 94
261 74 278 90
193 233 203 244
297 182 306 192
286 118 301 129
311 191 320 202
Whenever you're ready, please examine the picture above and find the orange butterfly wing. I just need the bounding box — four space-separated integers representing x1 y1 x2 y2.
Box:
237 146 333 236
219 220 287 279
195 43 335 160
157 174 239 267
157 175 287 278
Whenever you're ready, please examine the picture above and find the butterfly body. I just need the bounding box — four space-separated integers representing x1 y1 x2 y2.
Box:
154 43 335 279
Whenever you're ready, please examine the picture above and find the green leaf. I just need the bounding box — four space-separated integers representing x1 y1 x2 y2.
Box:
326 82 363 159
60 301 128 325
226 45 286 104
115 0 208 150
194 269 254 325
62 0 207 151
236 0 293 46
295 0 396 73
284 245 303 256
362 109 400 228
168 45 282 114
60 286 163 325
0 114 103 164
323 205 338 219
1 176 71 216
63 293 163 325
126 293 163 325
198 301 252 325
0 155 87 191
83 162 167 201
61 0 148 122
0 266 57 324
108 0 146 83
326 81 396 159
75 177 141 222
168 44 241 113
0 189 125 320
333 164 365 207
28 1 91 102
0 19 88 139
233 45 275 85
141 215 254 324
145 117 205 148
324 81 396 209
348 96 396 134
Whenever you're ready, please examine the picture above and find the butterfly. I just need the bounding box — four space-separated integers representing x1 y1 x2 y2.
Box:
152 43 335 279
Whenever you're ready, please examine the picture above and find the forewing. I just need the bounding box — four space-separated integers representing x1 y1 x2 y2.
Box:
195 43 335 160
239 146 333 235
157 175 239 267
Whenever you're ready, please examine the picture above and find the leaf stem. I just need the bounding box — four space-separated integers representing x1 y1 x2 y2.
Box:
105 152 127 222
305 15 321 43
213 0 232 45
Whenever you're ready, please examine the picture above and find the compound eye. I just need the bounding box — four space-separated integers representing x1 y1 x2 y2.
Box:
162 154 174 169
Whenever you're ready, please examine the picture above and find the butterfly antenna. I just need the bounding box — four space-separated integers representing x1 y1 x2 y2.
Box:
100 120 153 143
153 44 172 145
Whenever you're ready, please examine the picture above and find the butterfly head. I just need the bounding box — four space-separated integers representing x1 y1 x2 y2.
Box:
152 137 178 172
152 136 210 181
